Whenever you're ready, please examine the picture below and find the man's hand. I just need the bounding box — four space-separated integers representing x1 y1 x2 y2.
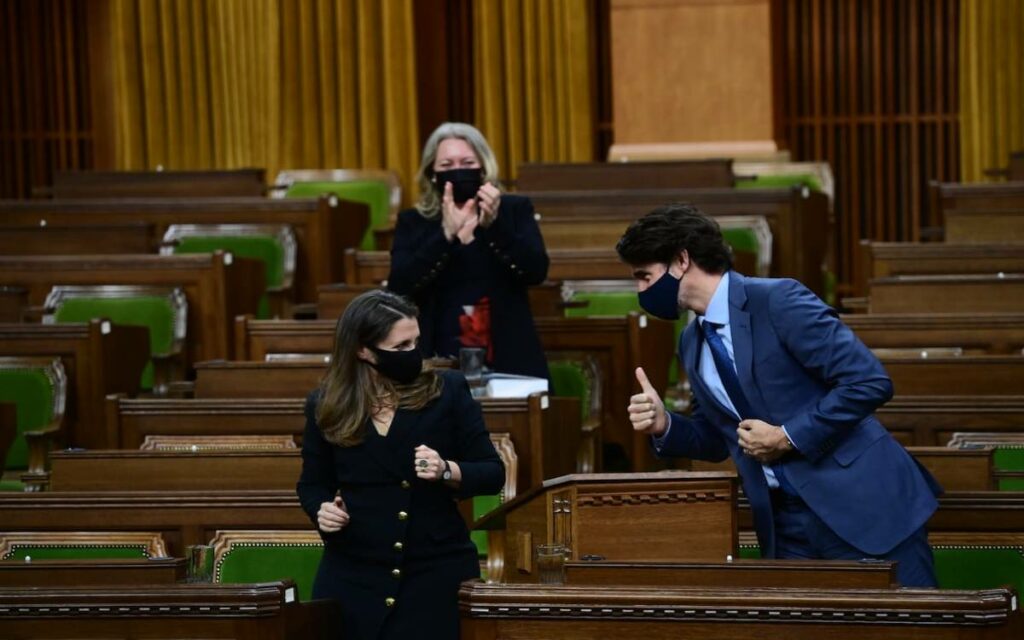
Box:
628 367 667 436
737 419 793 464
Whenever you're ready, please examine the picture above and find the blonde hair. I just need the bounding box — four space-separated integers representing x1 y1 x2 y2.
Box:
415 122 500 219
317 290 442 447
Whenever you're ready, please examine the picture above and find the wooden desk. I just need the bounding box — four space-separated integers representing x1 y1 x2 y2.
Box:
846 313 1024 354
878 396 1024 446
564 559 896 589
0 558 185 587
51 168 267 198
515 159 735 191
0 196 367 302
318 280 566 318
459 582 1022 639
868 274 1024 314
0 321 149 449
944 209 1024 244
859 241 1024 294
0 253 263 364
0 222 156 256
47 449 302 492
881 356 1024 396
0 490 309 556
0 581 338 640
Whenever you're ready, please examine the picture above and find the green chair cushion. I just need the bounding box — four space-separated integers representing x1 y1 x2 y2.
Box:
548 360 591 423
471 494 503 559
735 173 824 193
0 478 25 492
993 448 1024 471
172 236 279 319
933 547 1024 594
0 368 54 471
285 181 391 250
216 543 324 602
3 546 150 561
54 296 172 390
721 228 761 254
738 546 762 559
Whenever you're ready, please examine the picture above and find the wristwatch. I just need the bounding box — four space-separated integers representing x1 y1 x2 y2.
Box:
441 460 453 481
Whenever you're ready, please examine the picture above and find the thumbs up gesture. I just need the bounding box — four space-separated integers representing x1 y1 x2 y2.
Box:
628 367 667 436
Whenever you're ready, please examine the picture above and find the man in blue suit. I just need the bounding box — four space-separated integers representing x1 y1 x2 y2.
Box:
617 203 942 587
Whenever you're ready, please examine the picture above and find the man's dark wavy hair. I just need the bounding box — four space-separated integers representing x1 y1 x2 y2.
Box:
615 202 733 274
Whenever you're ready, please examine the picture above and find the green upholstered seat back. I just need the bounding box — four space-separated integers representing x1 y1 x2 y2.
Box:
0 368 55 473
994 447 1024 490
548 360 591 423
735 173 824 192
2 545 150 561
171 236 279 318
471 494 503 562
215 542 324 602
54 296 173 390
285 181 391 250
722 227 760 255
933 547 1024 593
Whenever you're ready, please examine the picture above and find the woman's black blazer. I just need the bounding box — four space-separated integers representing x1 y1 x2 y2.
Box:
386 194 550 379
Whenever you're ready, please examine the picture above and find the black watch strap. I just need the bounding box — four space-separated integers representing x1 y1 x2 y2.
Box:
442 460 453 481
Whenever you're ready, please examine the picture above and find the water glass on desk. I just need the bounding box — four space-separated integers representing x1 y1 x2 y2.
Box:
459 347 487 386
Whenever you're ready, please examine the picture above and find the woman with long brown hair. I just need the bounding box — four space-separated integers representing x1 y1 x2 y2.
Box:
296 289 504 639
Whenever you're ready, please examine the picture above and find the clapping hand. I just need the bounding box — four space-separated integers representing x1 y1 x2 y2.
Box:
477 182 501 228
441 181 479 245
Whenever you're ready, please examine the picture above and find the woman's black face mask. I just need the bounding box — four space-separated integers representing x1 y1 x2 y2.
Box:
367 345 423 385
433 168 483 203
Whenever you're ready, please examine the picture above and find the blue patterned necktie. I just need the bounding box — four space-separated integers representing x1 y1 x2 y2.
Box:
701 320 795 493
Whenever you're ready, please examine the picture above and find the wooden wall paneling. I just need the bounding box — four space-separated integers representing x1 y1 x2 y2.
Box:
772 0 960 293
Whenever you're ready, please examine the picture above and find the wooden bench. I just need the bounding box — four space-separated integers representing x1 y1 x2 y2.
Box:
877 396 1024 446
880 355 1024 396
515 159 735 190
858 241 1024 295
458 582 1021 639
0 253 263 364
50 168 268 198
0 321 149 450
563 559 897 589
868 274 1024 314
232 313 676 472
0 557 186 588
0 581 337 639
523 187 831 295
47 449 302 492
845 313 1024 354
317 280 566 319
0 222 157 256
107 390 578 494
692 446 994 492
932 180 1024 213
943 208 1024 244
0 196 367 302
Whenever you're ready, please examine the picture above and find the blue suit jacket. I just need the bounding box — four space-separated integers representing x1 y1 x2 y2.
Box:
657 272 941 556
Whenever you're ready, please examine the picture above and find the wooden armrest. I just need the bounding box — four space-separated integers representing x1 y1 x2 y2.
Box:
21 418 62 492
290 302 319 320
22 306 47 323
840 296 869 313
151 352 185 396
163 380 195 398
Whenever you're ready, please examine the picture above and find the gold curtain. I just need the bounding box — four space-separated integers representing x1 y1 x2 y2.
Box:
472 0 595 182
107 0 420 192
960 0 1024 181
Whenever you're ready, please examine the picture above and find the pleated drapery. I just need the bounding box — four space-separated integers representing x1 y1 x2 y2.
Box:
959 0 1024 181
107 0 420 193
472 0 596 182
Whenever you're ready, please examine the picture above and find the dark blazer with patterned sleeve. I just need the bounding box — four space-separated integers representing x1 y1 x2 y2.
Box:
386 194 550 379
296 369 504 639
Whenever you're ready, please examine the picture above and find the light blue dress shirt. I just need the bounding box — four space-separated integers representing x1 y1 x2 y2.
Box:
661 272 785 488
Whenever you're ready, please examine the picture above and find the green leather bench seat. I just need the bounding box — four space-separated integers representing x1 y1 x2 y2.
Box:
54 296 174 390
0 365 58 491
171 236 281 319
994 447 1024 490
285 180 391 250
216 540 324 602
